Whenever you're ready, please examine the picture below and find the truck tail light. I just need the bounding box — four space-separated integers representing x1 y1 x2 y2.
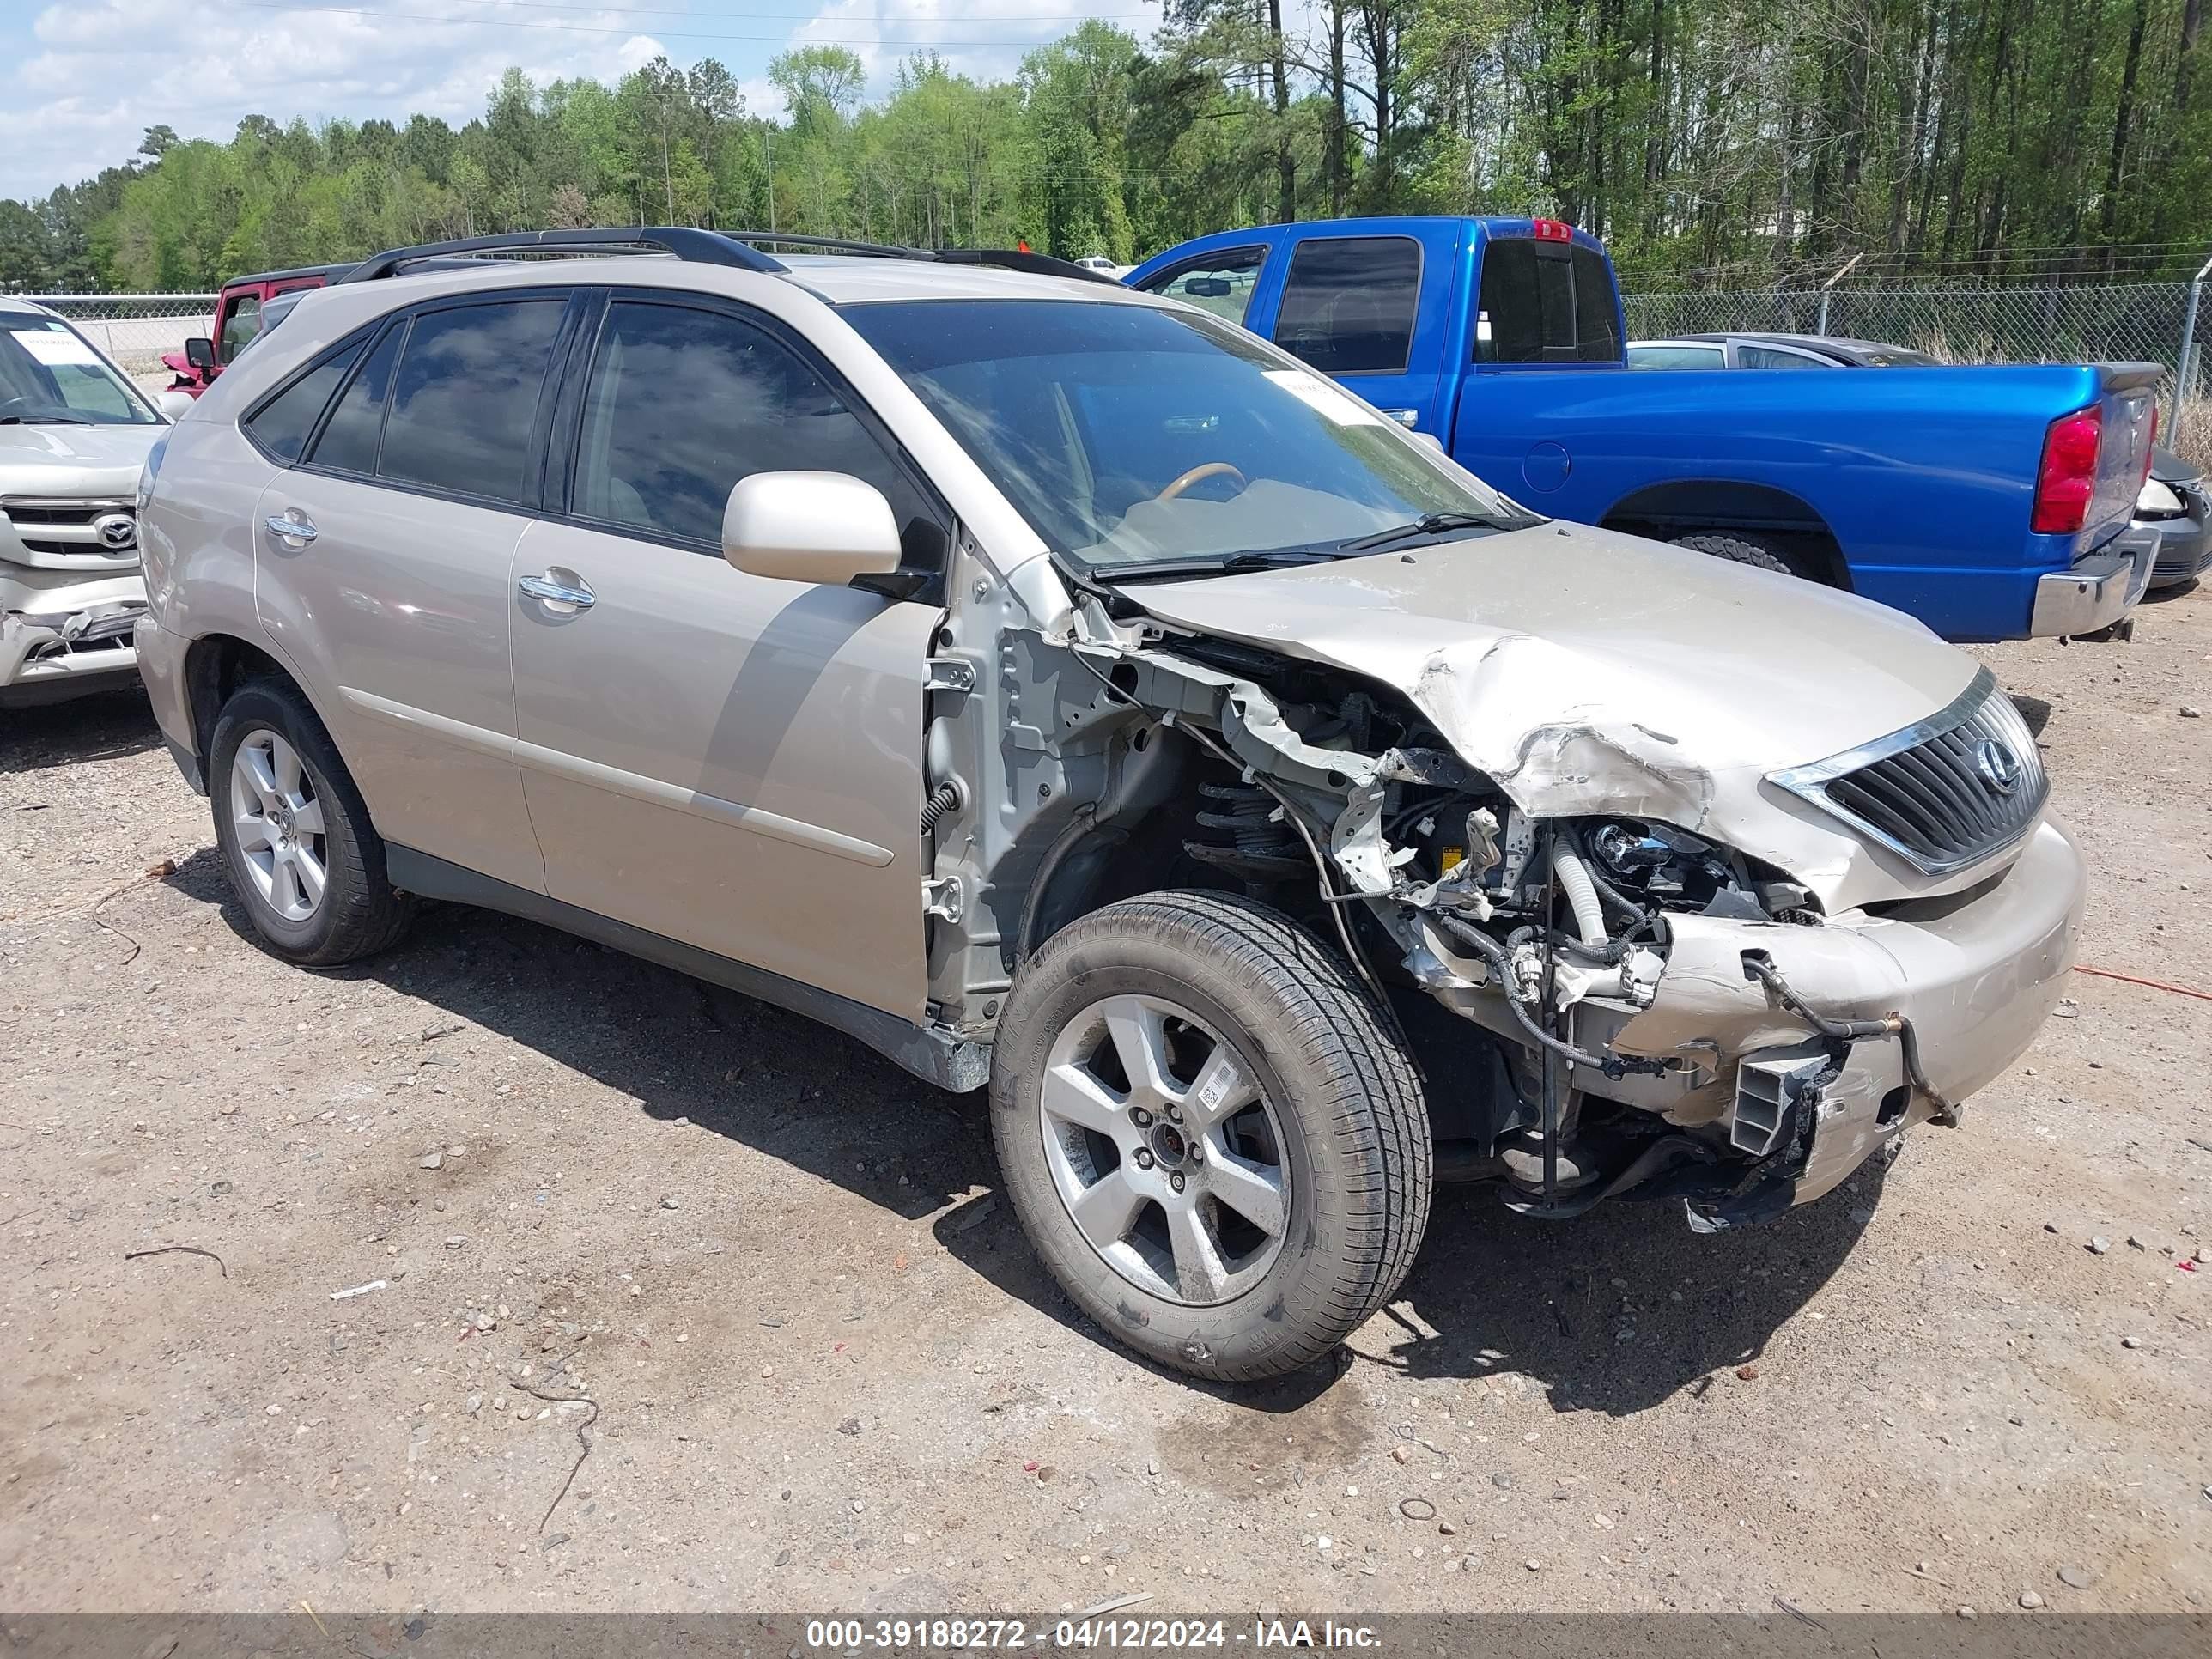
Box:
2031 404 2101 535
1530 217 1574 242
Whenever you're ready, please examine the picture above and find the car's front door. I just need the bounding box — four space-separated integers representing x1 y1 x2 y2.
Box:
248 290 575 894
507 292 945 1020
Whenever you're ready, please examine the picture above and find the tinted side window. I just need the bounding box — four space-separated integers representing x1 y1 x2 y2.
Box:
572 301 942 565
307 325 403 475
1478 239 1622 363
1273 237 1419 374
1739 344 1826 369
245 339 365 463
1141 247 1265 324
378 300 564 506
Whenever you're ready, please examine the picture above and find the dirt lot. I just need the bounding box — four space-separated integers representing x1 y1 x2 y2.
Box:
2 587 2208 1620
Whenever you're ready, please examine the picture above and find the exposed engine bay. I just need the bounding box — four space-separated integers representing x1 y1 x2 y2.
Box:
921 555 2080 1231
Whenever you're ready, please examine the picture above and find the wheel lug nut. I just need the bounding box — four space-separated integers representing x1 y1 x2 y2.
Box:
1134 1148 1154 1170
1131 1108 1152 1127
1166 1104 1182 1123
1170 1171 1185 1194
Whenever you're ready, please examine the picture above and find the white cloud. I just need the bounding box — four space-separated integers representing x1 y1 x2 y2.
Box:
0 0 1174 201
3 1 675 198
792 0 1128 91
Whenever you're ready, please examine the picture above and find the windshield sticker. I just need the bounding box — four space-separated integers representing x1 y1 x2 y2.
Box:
1264 369 1385 427
16 328 104 368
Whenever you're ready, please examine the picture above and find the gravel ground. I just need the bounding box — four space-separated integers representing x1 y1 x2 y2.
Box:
1 586 2208 1620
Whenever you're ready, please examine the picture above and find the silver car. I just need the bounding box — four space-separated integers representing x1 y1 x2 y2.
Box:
137 229 2085 1382
1 298 169 706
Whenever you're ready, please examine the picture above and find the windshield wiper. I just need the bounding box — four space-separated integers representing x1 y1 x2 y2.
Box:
1337 510 1505 553
1099 546 1342 584
0 414 94 426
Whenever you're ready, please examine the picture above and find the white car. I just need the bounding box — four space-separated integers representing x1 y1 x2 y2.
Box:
1 297 171 707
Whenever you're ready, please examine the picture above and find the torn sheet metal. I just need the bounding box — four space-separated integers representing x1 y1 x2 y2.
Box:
1122 520 1994 913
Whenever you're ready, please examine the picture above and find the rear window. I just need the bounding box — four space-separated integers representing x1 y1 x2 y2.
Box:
1627 343 1726 370
1476 239 1622 363
245 338 365 462
1272 236 1419 374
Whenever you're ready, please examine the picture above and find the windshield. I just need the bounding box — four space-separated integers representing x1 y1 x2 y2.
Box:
841 299 1531 572
0 313 160 426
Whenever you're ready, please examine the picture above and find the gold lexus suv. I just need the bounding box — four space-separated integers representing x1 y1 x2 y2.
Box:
136 229 2083 1382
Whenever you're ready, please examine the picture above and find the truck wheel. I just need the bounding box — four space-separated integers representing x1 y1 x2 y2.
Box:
990 890 1431 1382
208 678 414 967
1670 532 1799 577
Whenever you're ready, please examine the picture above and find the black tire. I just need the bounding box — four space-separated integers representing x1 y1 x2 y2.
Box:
207 678 413 967
1669 531 1799 577
990 890 1431 1382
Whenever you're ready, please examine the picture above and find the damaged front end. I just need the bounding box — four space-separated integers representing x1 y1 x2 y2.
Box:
926 556 2082 1231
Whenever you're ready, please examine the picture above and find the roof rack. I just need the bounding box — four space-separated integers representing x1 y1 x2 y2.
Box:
338 225 1120 287
720 234 1114 283
337 228 785 284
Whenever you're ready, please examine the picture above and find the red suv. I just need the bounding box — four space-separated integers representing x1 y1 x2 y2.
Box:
165 263 355 396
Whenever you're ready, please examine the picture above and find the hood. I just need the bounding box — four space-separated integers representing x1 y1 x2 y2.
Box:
1132 520 1979 836
2151 444 2200 487
0 422 165 499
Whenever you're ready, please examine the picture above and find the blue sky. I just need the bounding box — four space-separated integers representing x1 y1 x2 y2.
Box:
1 1 1171 201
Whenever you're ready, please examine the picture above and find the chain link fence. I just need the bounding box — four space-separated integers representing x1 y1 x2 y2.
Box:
18 282 2209 459
1622 282 2210 460
15 295 217 374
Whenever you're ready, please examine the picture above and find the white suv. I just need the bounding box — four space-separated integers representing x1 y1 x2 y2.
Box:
137 229 2083 1382
0 297 172 707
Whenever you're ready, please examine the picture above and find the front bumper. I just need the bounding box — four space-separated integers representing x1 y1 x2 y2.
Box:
2139 492 2209 588
1579 816 2085 1212
0 591 146 707
2027 526 2156 636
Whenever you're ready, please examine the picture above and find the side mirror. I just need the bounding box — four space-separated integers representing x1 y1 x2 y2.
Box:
155 389 195 421
722 471 902 586
1410 430 1445 454
183 337 216 372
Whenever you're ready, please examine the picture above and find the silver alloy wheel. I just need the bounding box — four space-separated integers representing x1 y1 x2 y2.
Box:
1037 993 1291 1306
229 727 328 923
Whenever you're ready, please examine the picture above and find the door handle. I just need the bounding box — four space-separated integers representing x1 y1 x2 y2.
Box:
264 511 317 546
517 571 596 611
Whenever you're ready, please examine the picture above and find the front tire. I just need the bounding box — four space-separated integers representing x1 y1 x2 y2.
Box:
208 678 413 966
990 891 1431 1382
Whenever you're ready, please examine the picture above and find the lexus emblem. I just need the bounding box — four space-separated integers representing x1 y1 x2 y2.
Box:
92 512 137 552
1975 738 2021 795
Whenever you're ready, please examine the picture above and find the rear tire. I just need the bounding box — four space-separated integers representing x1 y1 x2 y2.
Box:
208 678 413 967
990 891 1431 1382
1669 531 1799 577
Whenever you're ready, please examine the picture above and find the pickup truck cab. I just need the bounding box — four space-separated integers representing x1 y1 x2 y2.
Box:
1128 218 2160 642
166 264 356 398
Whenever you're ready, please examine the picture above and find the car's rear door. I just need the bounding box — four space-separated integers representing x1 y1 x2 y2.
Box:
507 289 945 1021
248 287 578 894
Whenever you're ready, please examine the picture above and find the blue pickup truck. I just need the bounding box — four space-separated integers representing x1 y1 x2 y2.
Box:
1126 217 2161 641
